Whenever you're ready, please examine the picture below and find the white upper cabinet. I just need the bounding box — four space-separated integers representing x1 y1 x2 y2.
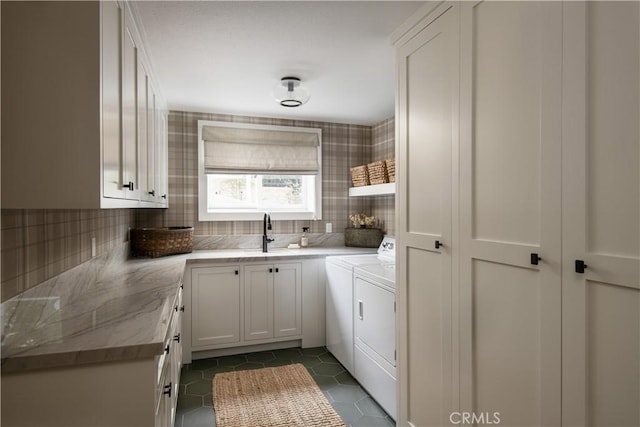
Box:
1 1 167 209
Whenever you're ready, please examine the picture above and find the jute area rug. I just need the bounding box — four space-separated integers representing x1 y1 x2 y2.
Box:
212 363 346 427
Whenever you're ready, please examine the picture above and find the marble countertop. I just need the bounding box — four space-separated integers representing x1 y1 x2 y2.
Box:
1 245 375 373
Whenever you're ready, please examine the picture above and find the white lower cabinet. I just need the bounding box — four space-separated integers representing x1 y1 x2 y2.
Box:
1 287 183 427
191 266 241 348
156 288 182 427
244 263 302 341
186 259 320 360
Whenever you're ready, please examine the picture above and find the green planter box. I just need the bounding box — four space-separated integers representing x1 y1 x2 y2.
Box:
344 228 384 248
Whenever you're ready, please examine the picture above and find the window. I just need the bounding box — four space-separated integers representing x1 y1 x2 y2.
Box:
198 121 322 221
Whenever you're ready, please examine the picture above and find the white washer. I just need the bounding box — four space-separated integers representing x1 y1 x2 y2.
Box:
325 237 395 376
354 262 396 420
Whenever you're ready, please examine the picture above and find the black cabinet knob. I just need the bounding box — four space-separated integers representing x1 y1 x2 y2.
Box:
530 253 542 265
163 383 172 397
173 334 180 343
435 240 443 249
165 344 170 355
148 190 155 196
180 305 185 312
161 194 167 199
575 260 588 274
123 181 134 190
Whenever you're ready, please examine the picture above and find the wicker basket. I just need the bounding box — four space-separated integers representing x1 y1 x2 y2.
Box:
350 165 370 187
385 158 396 183
130 227 194 258
367 160 389 185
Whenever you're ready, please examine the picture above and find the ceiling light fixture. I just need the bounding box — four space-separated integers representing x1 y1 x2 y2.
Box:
273 77 310 107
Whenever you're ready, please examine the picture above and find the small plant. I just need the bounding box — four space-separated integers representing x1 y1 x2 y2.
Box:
349 213 377 228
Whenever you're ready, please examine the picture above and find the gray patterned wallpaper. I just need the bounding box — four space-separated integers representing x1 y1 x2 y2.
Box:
1 209 133 301
135 111 395 241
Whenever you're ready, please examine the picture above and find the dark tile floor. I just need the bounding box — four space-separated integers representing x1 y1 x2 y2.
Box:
174 347 395 427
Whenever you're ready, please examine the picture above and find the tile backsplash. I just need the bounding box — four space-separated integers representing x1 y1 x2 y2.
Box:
135 111 393 238
1 209 134 302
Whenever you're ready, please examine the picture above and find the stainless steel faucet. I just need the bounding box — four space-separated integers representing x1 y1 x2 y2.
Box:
262 213 274 253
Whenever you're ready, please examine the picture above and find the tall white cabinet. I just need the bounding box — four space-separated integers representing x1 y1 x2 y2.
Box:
395 4 458 426
562 2 640 426
394 2 639 426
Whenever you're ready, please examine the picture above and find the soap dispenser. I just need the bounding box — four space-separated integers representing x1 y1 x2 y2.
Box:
301 227 309 247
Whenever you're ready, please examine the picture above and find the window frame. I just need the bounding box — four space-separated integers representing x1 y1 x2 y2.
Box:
197 120 323 221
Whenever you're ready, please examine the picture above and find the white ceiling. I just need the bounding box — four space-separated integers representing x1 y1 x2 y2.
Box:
133 1 426 125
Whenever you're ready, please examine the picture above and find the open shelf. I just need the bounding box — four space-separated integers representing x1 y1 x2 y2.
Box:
348 182 396 197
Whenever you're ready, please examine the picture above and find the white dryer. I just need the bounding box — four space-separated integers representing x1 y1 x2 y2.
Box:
354 262 396 420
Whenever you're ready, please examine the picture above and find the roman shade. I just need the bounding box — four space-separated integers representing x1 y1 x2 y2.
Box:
202 124 321 174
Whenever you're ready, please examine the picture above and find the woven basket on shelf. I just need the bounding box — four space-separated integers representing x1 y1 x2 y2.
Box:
367 160 389 185
385 158 396 183
350 165 369 187
130 227 194 258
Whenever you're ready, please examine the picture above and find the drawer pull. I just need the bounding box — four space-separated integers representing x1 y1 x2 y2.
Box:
358 300 363 320
163 383 172 397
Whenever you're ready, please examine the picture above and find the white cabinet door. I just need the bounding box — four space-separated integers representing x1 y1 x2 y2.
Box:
191 266 241 347
244 265 274 341
122 13 139 200
396 5 458 426
137 57 149 202
273 263 302 338
459 2 563 426
147 80 158 202
157 111 168 205
562 3 640 426
101 0 125 200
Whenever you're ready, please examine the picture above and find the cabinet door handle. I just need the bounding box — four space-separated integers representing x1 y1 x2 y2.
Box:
123 181 134 190
275 267 279 273
530 253 542 265
161 194 167 199
435 240 443 249
163 383 172 397
174 305 178 312
235 270 239 275
148 190 155 196
173 333 180 343
165 344 170 355
180 305 185 312
575 260 588 274
269 268 273 273
358 300 363 320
